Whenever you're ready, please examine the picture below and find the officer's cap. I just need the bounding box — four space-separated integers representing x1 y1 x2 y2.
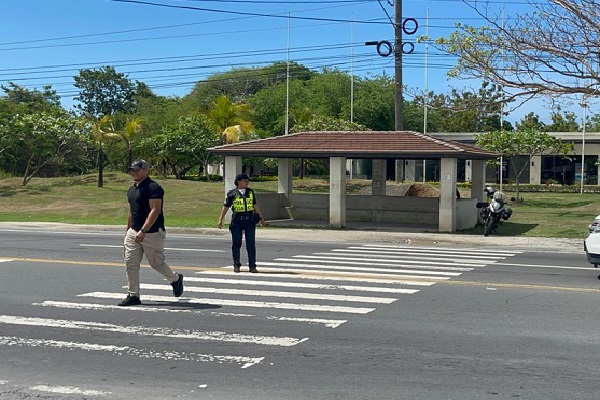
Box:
234 173 250 186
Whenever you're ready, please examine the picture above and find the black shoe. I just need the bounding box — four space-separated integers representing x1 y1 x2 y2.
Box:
249 267 258 273
118 295 141 306
171 273 184 297
233 266 241 273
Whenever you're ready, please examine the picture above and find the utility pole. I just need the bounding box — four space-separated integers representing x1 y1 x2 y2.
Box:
394 0 403 131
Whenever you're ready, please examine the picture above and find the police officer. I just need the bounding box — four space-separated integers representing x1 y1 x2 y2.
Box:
217 173 265 273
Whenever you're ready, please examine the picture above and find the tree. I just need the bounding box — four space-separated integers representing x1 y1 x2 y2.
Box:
5 111 86 185
88 115 121 187
351 75 395 131
202 95 254 144
1 82 61 113
140 115 219 180
515 112 546 132
431 0 600 104
115 118 143 168
247 79 309 136
73 66 136 118
74 66 136 186
546 110 580 132
475 129 574 200
411 82 512 133
184 61 314 109
304 68 352 119
290 115 368 133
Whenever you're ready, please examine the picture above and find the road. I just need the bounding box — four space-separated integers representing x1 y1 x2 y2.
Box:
0 225 598 400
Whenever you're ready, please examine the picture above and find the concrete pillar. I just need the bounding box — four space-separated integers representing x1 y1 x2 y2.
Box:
439 158 457 232
597 155 600 186
529 155 541 184
372 159 387 196
471 159 486 203
465 159 473 182
395 159 404 182
223 156 242 223
405 160 416 181
330 157 347 228
277 158 293 196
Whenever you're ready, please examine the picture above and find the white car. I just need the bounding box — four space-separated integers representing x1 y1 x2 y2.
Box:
584 225 600 267
589 215 600 233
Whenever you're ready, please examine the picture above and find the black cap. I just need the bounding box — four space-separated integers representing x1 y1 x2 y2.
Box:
128 159 150 171
234 173 250 186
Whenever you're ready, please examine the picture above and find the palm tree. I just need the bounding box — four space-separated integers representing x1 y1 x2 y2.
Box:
117 117 143 168
89 115 120 187
203 95 254 144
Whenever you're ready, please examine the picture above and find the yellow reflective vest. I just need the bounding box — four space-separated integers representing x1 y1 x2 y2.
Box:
231 190 255 213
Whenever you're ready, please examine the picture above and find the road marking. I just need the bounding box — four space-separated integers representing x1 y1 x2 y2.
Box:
263 261 457 278
80 244 225 253
290 255 480 270
30 385 111 396
139 283 398 304
442 280 600 293
319 256 486 269
0 257 441 284
492 262 593 271
0 315 306 347
272 258 476 271
333 248 508 260
184 277 420 294
196 269 438 286
350 244 521 256
33 301 347 328
78 292 377 314
0 336 263 368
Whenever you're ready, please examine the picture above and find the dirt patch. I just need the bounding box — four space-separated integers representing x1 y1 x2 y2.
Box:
405 183 440 197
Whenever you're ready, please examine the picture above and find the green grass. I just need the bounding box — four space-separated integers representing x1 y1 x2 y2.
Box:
1 174 598 239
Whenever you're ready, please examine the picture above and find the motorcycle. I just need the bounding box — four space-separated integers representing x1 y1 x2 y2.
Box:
476 187 513 236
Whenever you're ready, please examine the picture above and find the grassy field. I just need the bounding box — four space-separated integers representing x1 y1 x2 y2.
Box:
1 173 598 239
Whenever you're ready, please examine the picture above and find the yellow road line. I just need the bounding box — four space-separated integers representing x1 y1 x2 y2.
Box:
441 279 600 293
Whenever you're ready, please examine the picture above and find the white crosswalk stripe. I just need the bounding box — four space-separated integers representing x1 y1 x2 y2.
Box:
78 292 378 314
0 315 307 347
0 336 263 369
1 244 520 370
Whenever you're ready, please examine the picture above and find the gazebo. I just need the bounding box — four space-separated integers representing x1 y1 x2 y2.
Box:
209 131 497 232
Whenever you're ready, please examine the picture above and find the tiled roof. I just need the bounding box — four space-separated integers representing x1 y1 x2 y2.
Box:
209 131 498 160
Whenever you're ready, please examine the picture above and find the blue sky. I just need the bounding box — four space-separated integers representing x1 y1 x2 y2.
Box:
0 0 559 125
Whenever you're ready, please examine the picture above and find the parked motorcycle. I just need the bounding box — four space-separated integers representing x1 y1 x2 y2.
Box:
476 187 513 236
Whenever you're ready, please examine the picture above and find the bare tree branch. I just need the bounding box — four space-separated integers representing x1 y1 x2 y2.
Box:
430 0 600 101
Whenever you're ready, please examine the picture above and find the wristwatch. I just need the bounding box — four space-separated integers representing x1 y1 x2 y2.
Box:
141 228 149 233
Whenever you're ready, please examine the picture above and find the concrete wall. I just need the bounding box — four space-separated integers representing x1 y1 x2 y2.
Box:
287 193 439 225
455 198 479 230
257 192 479 230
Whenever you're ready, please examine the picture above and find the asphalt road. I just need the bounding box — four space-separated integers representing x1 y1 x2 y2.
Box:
0 224 598 400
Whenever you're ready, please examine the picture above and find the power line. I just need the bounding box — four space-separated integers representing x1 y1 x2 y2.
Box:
103 0 391 24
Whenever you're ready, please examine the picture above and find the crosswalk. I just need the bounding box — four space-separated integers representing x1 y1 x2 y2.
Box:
0 244 520 386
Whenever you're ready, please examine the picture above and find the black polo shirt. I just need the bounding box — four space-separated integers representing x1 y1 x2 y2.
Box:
127 177 165 232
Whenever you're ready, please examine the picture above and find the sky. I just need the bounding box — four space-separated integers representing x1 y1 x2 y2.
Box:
0 0 572 126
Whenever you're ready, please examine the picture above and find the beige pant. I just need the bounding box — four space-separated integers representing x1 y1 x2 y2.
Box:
123 228 178 296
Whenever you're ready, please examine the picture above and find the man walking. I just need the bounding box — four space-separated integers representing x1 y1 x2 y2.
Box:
119 159 183 306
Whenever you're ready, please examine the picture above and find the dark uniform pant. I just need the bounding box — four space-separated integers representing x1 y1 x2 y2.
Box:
230 215 256 268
